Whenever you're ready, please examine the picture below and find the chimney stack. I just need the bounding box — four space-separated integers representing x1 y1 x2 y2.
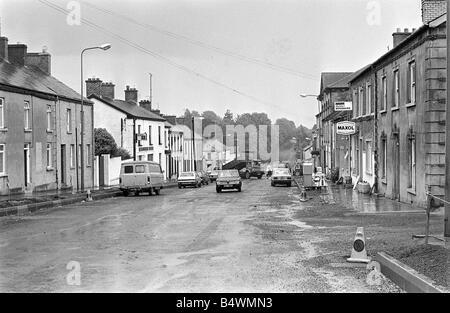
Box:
125 86 138 103
100 82 115 99
0 36 8 61
8 43 27 66
421 0 447 24
24 47 51 75
392 29 412 48
85 77 103 97
139 99 152 111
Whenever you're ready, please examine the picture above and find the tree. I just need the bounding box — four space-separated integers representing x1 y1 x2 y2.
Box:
95 128 118 156
223 109 235 125
94 128 132 160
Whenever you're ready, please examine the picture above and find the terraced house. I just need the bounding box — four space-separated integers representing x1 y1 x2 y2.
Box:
349 0 447 207
0 35 94 195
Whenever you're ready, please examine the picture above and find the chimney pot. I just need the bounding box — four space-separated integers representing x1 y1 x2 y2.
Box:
85 77 103 97
125 85 138 103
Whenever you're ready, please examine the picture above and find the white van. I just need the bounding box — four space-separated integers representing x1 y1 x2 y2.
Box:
119 161 164 196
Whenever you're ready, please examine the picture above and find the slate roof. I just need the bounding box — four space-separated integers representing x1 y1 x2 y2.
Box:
319 72 353 93
88 94 166 122
0 60 88 103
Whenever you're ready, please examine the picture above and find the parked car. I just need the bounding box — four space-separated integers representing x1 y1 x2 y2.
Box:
216 169 242 193
198 171 210 185
119 161 164 196
178 172 202 188
209 169 219 182
271 167 293 187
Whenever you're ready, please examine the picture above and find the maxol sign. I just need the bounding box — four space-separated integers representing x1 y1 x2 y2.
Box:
336 121 356 135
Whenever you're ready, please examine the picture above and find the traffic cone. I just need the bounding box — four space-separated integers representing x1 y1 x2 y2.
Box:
347 227 370 263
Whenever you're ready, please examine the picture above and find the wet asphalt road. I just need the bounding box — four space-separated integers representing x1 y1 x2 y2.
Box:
0 179 377 292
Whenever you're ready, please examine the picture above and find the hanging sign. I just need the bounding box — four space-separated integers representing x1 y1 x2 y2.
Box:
336 121 356 135
334 101 353 111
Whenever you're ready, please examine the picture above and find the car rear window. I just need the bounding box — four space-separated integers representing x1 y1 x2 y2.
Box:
274 168 290 175
219 170 239 177
149 164 161 173
124 165 134 174
135 165 146 173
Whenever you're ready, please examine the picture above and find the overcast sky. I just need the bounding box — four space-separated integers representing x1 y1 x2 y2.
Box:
0 0 422 128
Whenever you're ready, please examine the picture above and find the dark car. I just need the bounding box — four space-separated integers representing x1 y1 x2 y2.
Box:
216 170 242 193
208 169 219 182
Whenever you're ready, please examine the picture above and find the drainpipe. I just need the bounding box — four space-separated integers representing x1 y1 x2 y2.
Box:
373 67 379 194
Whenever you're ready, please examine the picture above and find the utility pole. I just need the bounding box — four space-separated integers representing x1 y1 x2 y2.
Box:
445 0 450 239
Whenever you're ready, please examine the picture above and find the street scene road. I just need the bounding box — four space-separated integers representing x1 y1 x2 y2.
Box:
0 179 400 293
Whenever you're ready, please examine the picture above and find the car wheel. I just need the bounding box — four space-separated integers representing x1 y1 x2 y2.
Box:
123 191 129 197
135 191 140 196
245 172 250 179
154 188 160 195
178 185 182 189
271 182 275 187
288 182 292 187
237 187 242 192
216 187 221 193
257 175 262 179
148 188 153 196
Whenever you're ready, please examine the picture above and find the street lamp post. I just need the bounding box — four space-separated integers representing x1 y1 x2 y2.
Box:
80 44 111 192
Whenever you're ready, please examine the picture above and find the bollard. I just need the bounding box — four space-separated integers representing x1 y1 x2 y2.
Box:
86 189 93 202
300 186 308 202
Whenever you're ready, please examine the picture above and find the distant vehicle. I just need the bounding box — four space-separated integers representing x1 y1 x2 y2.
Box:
119 161 164 196
209 169 219 182
216 169 242 193
198 171 210 185
239 160 264 179
271 167 293 187
177 172 202 188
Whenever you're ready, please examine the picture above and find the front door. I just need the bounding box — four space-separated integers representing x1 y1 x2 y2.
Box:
393 135 400 201
24 144 30 187
61 145 66 185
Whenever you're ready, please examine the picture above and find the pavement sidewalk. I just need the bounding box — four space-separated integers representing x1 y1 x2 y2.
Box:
0 181 178 217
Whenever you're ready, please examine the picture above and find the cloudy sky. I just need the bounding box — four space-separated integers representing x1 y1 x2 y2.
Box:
0 0 422 128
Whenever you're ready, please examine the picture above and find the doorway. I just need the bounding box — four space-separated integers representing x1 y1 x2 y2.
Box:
392 135 400 201
61 144 66 185
24 144 30 187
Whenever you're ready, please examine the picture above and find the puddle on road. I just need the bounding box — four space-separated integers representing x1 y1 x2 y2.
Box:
325 186 424 213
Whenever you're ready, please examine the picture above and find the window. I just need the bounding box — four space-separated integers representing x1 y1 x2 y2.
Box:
407 61 416 105
393 70 399 108
381 137 387 179
138 125 142 146
124 165 134 174
67 109 72 133
147 154 153 161
159 153 162 165
24 101 31 130
158 126 162 145
366 82 372 114
0 144 5 174
46 105 52 131
381 76 387 111
86 144 91 166
366 141 373 175
78 144 81 168
46 143 52 168
135 165 145 173
358 87 364 117
408 132 416 189
353 90 358 118
70 144 75 168
149 126 152 145
0 98 4 129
